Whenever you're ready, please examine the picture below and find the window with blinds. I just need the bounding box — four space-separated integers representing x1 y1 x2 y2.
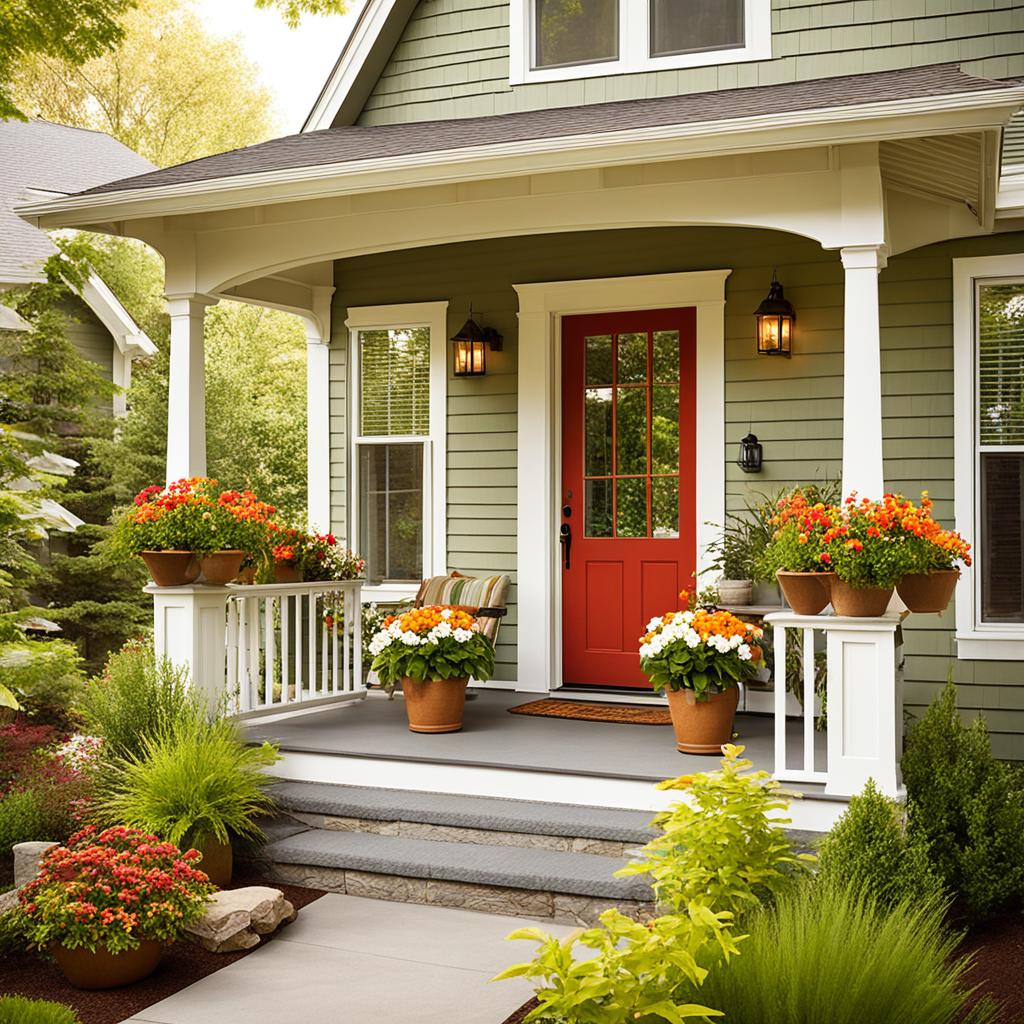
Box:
359 327 431 436
977 282 1024 623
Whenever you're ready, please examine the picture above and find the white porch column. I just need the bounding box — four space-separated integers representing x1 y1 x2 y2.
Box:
166 295 215 483
302 287 335 533
840 245 888 498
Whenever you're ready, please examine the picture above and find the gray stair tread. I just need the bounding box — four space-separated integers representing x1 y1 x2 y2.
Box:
260 816 312 843
268 781 656 843
264 829 653 901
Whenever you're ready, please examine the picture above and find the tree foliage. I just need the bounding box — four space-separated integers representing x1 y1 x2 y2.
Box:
254 0 349 28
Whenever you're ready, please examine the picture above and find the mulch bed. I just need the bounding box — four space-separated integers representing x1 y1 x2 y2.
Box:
507 699 671 726
0 875 325 1024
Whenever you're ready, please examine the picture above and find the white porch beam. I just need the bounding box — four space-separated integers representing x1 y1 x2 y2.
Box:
166 294 215 483
840 245 888 499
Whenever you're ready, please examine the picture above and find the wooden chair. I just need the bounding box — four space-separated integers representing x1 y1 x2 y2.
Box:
414 571 510 646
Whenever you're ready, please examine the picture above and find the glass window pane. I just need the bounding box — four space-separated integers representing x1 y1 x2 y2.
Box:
651 0 744 57
653 330 679 382
978 283 1024 446
358 443 424 584
652 477 680 538
616 387 647 475
536 0 618 69
651 385 679 473
585 479 613 538
616 477 647 538
981 452 1024 623
585 335 613 386
617 332 647 384
359 328 430 437
585 387 613 477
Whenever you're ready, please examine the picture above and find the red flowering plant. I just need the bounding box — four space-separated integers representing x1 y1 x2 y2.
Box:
756 489 838 577
19 826 215 954
269 524 364 582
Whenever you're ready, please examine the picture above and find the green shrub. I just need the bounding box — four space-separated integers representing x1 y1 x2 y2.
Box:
78 639 207 761
0 637 85 728
817 779 943 907
0 788 45 853
902 680 1024 921
0 996 80 1024
617 744 815 915
0 903 28 954
97 716 279 848
692 883 998 1024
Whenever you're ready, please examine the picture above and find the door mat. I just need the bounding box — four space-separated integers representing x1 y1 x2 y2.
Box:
507 698 671 725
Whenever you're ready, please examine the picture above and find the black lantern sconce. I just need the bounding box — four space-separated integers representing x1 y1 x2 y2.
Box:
452 307 503 377
737 433 763 473
754 270 795 357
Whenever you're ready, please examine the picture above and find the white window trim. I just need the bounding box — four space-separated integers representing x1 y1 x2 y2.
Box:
345 301 448 589
509 0 771 86
953 254 1024 661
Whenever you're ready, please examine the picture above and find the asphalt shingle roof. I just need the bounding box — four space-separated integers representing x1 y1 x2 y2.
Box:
0 119 153 282
76 64 1019 200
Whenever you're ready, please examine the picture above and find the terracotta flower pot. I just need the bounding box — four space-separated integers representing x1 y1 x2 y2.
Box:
401 677 469 733
52 939 162 989
195 836 232 886
776 571 831 615
140 550 200 587
830 577 893 617
896 569 960 614
664 685 740 755
274 562 303 583
235 565 257 585
198 550 246 585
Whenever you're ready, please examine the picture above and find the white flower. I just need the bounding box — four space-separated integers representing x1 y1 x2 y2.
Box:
453 628 474 642
738 643 752 661
441 608 453 619
400 632 421 646
646 616 662 632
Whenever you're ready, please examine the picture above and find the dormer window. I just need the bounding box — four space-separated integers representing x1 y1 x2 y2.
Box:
510 0 771 85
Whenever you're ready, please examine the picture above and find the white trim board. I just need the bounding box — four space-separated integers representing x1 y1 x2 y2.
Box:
513 270 729 695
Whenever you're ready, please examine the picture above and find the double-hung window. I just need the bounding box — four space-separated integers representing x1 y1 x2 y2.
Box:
347 303 448 592
510 0 770 85
953 256 1024 659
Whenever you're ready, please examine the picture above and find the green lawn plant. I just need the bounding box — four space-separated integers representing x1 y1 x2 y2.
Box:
0 996 80 1024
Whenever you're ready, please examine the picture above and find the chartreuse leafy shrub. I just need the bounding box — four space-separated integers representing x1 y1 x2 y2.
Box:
902 680 1024 921
617 744 815 914
690 883 998 1024
817 779 943 908
0 996 80 1024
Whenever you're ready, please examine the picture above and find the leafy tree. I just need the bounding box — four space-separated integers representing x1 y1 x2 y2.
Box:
255 0 349 27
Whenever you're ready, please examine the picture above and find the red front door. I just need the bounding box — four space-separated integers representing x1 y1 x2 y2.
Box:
560 308 697 688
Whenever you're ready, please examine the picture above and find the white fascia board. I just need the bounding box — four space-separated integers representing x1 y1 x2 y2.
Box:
77 271 157 357
0 305 34 332
19 87 1024 230
996 169 1024 218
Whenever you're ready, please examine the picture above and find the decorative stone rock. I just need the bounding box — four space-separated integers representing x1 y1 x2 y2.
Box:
184 886 296 953
0 888 20 915
13 842 57 887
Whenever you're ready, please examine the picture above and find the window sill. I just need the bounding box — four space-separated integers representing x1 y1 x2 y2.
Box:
955 632 1024 661
361 583 419 604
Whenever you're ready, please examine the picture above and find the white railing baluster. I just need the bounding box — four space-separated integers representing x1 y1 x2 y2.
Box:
264 596 276 707
332 594 340 694
353 582 362 692
293 594 303 702
227 598 241 712
308 591 317 699
773 621 787 776
802 626 816 774
247 596 260 711
341 589 350 692
281 593 290 701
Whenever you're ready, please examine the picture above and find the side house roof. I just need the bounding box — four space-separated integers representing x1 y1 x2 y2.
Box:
75 64 1020 199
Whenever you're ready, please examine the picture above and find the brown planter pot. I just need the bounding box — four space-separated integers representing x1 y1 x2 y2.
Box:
52 939 162 989
896 569 960 614
664 686 740 755
830 577 893 617
776 571 831 615
195 836 232 886
274 562 303 583
402 677 469 733
235 565 257 585
140 550 200 588
198 550 246 585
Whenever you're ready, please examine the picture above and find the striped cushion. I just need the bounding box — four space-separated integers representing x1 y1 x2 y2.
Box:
415 572 510 643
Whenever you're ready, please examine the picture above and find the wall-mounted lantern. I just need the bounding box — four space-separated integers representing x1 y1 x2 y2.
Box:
754 271 795 357
452 307 503 377
737 433 763 473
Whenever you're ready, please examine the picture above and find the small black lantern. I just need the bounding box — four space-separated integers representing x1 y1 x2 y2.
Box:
452 307 502 377
737 433 763 473
755 271 795 357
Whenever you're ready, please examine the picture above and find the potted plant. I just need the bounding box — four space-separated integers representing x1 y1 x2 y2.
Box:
639 591 764 754
369 605 495 732
202 488 276 584
97 716 280 886
894 492 971 613
19 825 214 989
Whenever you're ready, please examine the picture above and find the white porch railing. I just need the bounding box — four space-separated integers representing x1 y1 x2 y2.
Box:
147 580 365 718
765 610 904 798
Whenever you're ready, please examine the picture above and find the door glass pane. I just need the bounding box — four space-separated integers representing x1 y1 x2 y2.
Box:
651 477 679 538
617 332 647 384
651 385 679 473
536 0 618 69
616 387 647 475
358 443 424 584
585 335 613 386
585 388 613 476
616 478 647 538
981 452 1024 623
652 330 680 382
650 0 744 57
585 479 613 538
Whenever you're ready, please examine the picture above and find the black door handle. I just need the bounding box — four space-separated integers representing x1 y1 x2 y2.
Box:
559 522 572 570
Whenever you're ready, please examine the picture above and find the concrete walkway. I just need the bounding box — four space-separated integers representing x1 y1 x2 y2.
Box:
122 894 569 1024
